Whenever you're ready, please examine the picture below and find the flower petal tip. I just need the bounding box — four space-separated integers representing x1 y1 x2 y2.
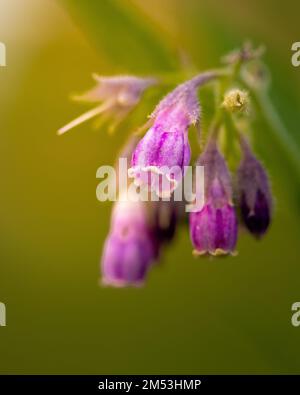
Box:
192 248 238 257
101 277 144 288
192 249 207 257
128 166 178 198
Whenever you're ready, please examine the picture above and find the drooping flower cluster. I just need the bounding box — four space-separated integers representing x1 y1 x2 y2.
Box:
60 44 275 287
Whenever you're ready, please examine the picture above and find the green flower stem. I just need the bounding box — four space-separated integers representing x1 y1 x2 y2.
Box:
157 68 230 87
246 85 300 178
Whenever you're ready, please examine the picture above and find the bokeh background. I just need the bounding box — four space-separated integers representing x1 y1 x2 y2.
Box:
0 0 300 374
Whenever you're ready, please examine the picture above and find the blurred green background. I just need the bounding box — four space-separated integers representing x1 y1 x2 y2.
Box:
0 0 300 374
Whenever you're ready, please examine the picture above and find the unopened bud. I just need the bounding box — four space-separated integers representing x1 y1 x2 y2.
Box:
237 141 273 238
222 89 248 113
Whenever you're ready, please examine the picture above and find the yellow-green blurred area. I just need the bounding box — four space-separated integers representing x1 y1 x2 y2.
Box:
0 0 300 374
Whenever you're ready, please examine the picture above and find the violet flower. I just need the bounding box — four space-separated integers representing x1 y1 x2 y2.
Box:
58 75 156 135
189 141 238 256
128 72 216 197
101 193 157 287
237 139 272 238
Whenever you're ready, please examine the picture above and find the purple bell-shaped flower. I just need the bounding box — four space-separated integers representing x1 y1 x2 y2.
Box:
189 141 238 255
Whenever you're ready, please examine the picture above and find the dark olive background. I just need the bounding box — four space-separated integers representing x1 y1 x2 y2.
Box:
0 0 299 373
